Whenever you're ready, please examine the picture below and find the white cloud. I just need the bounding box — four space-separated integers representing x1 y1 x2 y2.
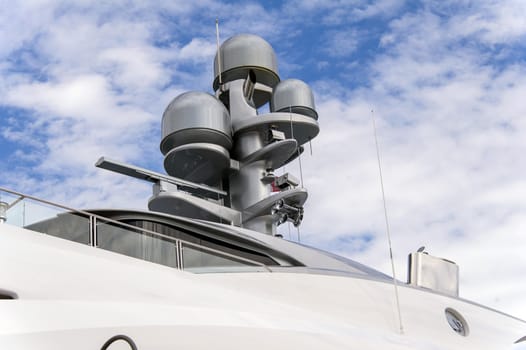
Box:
283 0 405 24
352 0 405 19
8 75 116 120
323 29 360 57
0 1 57 57
448 0 526 44
177 38 216 62
97 46 170 90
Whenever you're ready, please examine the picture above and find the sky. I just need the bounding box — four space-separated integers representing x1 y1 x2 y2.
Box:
1 0 526 321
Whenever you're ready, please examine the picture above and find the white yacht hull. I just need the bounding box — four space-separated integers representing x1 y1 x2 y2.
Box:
0 224 524 349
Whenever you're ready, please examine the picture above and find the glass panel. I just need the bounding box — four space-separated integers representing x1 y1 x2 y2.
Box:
2 192 26 227
126 219 277 266
1 193 60 227
25 212 90 245
97 220 178 268
182 243 256 270
2 192 90 245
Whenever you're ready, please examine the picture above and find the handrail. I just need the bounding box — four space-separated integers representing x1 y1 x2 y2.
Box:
0 186 180 243
0 186 268 269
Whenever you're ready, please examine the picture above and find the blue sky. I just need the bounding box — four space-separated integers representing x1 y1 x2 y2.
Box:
1 0 526 319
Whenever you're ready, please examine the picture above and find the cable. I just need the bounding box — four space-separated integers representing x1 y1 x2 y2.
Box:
289 107 304 188
101 334 138 350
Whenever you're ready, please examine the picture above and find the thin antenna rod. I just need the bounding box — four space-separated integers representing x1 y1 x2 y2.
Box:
215 19 222 85
371 109 404 335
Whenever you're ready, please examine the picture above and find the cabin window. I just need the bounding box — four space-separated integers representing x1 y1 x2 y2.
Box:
97 220 178 268
119 219 277 269
182 244 256 269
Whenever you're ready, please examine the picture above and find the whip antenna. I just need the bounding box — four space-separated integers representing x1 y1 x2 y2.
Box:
215 19 222 85
371 109 404 334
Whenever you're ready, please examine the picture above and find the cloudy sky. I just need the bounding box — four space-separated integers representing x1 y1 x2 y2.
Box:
1 0 525 320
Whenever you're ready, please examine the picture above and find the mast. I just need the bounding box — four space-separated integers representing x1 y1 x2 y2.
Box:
97 34 320 235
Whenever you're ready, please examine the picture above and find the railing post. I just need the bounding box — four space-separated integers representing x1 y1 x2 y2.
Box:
94 217 98 247
89 216 98 247
176 240 183 270
0 201 8 224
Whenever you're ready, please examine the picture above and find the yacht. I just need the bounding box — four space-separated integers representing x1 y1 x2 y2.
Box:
0 34 524 349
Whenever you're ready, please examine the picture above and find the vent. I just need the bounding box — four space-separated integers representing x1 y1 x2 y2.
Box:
408 251 459 296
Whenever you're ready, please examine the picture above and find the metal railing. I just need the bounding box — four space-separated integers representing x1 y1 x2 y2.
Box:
0 187 267 270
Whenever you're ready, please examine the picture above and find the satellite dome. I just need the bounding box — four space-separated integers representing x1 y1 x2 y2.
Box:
160 92 232 184
213 34 280 93
160 91 232 155
270 79 318 120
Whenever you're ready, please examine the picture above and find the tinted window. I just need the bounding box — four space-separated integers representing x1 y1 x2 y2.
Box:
124 220 277 268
